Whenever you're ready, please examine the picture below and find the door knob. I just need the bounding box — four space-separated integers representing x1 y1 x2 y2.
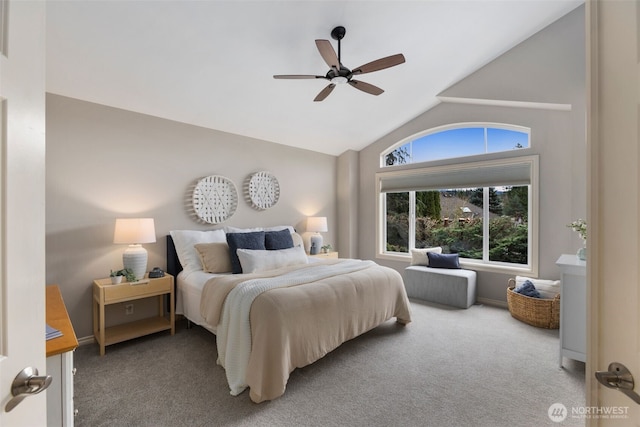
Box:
595 362 640 405
4 367 52 412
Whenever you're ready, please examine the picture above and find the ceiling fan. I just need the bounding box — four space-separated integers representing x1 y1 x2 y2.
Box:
273 26 406 102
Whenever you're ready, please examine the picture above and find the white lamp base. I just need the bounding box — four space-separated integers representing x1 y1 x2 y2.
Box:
122 244 148 281
309 233 323 255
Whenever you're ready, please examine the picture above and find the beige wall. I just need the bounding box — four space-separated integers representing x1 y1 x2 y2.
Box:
337 150 359 259
356 6 586 303
46 94 337 339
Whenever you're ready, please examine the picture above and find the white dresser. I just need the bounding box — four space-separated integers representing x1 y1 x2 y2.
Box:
46 285 79 426
556 254 586 367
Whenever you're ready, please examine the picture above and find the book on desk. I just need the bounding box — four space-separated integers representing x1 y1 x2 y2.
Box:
46 324 63 340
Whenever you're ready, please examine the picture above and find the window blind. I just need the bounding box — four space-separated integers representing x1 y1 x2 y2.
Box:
378 158 535 193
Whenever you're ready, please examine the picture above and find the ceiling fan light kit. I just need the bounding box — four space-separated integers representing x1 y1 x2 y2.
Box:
274 26 405 102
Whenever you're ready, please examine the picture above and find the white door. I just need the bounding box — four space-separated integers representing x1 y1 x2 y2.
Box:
587 0 640 425
0 1 47 426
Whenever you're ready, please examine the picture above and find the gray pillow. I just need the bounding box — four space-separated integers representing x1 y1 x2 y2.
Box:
265 229 294 250
226 231 266 274
427 252 461 269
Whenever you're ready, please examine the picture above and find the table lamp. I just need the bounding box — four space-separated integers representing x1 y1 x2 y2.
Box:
307 216 327 255
113 218 156 281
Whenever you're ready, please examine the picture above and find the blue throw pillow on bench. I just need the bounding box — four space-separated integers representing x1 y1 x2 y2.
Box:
426 252 461 269
514 279 541 298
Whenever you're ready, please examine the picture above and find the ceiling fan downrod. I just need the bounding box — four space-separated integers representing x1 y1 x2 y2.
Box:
331 26 346 64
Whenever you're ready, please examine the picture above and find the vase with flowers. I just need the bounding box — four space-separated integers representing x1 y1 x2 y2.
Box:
567 218 587 260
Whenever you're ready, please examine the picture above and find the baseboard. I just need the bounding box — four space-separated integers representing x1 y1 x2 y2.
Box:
77 335 96 346
476 297 508 309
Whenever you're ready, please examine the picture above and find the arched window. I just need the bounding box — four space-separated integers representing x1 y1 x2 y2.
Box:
377 123 537 275
382 123 530 167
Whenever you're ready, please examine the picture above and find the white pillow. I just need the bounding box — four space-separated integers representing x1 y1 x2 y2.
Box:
410 247 443 266
170 229 226 275
224 226 263 233
236 245 308 274
224 225 294 234
266 225 295 232
291 232 303 248
515 275 560 299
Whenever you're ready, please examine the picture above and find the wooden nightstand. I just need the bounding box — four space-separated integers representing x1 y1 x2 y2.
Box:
93 274 174 356
309 251 339 259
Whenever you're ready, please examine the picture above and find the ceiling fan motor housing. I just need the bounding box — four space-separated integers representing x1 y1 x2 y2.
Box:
327 65 352 84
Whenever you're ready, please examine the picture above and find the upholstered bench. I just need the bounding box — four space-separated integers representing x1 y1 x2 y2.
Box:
404 266 477 309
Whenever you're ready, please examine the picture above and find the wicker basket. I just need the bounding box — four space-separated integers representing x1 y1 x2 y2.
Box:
506 278 560 329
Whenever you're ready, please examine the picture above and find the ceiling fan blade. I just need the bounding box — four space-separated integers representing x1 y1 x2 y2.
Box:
352 53 406 75
315 39 340 70
273 75 324 79
314 83 336 102
348 80 384 96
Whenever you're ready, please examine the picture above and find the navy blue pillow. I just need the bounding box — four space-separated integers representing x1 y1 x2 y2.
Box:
226 231 266 274
265 229 294 250
514 280 541 298
427 252 461 269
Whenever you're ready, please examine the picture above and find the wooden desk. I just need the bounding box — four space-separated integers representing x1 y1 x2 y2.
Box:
46 285 78 426
46 285 78 356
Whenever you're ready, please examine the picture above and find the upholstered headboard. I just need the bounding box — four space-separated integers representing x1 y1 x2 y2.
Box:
166 235 183 278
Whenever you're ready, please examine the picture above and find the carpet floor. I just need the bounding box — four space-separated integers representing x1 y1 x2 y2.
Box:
73 300 585 427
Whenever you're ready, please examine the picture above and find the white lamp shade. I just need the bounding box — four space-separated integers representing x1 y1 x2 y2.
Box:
113 218 156 244
307 216 328 233
114 218 156 281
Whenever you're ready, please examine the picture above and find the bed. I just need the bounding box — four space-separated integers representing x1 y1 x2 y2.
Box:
166 228 412 403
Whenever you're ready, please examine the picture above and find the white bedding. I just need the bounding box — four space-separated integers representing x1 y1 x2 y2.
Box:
172 228 312 331
176 270 223 333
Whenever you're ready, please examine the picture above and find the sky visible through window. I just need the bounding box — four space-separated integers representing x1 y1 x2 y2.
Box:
398 126 529 164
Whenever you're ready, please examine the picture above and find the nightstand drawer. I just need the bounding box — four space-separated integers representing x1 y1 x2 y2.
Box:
94 276 172 304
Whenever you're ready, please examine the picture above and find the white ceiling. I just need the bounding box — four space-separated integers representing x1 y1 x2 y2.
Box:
46 0 583 156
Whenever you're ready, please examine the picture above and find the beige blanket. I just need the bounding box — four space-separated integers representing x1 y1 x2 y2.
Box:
200 259 412 403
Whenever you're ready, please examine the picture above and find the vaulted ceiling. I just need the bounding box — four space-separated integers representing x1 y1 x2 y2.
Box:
46 1 583 156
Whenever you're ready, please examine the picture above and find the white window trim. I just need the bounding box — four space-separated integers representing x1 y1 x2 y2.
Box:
376 155 539 276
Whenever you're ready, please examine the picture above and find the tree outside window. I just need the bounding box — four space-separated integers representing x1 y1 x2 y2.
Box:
385 185 529 266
